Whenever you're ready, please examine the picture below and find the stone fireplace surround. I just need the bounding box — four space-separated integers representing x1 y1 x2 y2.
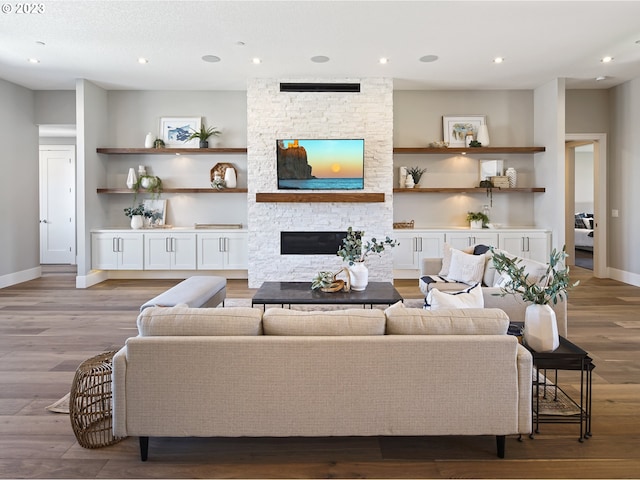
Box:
246 78 394 288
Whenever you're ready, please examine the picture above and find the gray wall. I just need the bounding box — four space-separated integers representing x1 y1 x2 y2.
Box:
0 79 39 285
34 90 76 125
609 78 640 278
566 90 609 135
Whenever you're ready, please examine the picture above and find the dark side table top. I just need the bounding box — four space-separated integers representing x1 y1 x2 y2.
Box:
251 281 403 307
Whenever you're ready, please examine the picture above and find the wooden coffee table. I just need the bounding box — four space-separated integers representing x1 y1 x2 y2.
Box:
251 281 403 309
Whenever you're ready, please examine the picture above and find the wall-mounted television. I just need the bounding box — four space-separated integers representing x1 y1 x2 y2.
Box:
277 139 364 190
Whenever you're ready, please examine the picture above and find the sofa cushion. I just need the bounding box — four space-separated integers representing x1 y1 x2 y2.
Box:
492 254 550 288
384 302 509 335
137 305 263 336
427 283 484 310
262 308 385 336
438 243 475 277
447 248 487 284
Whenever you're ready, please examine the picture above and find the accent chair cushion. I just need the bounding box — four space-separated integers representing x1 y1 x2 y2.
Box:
384 302 510 335
137 305 263 336
262 308 385 336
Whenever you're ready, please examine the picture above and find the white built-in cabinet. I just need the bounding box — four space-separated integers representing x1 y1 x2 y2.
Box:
392 228 551 278
498 231 551 263
91 229 247 272
197 232 249 270
91 232 144 270
145 232 197 270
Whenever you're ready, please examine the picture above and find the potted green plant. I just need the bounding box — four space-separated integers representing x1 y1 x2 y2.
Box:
185 123 221 148
336 227 398 291
133 175 163 199
407 166 427 186
124 203 152 229
490 246 579 352
466 211 489 229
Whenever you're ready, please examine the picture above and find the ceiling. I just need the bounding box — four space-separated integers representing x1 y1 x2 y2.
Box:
2 0 640 92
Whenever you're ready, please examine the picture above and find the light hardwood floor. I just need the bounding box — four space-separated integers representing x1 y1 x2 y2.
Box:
0 267 639 479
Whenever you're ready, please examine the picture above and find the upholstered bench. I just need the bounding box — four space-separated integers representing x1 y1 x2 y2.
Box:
140 276 226 312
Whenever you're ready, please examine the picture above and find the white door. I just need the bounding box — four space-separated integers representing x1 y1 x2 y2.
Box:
39 145 75 264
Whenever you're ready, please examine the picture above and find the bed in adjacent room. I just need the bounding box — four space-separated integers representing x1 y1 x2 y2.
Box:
575 213 594 251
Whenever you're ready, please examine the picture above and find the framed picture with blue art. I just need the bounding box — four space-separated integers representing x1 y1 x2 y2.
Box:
160 117 201 148
143 199 167 226
442 115 486 147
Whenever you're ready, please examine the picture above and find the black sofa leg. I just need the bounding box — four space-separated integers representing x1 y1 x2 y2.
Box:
140 436 149 461
496 435 505 458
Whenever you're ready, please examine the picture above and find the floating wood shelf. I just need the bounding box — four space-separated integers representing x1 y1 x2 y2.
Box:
393 187 545 193
97 188 248 194
393 147 545 154
97 147 247 154
255 192 385 203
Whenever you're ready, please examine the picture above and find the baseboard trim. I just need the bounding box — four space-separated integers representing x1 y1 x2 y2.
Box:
607 267 640 288
76 270 108 289
0 266 42 289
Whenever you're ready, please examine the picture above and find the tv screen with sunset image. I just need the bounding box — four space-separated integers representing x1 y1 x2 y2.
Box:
276 139 364 190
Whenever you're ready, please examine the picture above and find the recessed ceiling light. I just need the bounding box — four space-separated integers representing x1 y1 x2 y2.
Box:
601 56 613 63
138 57 149 64
27 58 39 64
35 41 45 46
202 55 221 63
493 57 504 64
379 57 389 65
595 76 607 81
311 55 330 63
252 57 261 64
236 41 246 46
419 55 438 63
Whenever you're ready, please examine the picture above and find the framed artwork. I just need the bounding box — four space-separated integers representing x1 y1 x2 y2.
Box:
143 199 167 226
160 117 201 147
442 115 486 147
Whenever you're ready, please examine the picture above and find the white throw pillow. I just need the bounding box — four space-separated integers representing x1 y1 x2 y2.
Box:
446 248 487 285
427 283 484 310
438 243 475 277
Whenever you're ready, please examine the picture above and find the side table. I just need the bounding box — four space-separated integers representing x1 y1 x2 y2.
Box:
526 336 595 442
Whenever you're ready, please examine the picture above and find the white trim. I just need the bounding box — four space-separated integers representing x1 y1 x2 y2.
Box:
75 270 107 289
608 267 640 288
0 267 41 289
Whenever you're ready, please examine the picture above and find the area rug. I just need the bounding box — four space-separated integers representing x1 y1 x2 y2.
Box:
534 383 582 416
45 392 70 414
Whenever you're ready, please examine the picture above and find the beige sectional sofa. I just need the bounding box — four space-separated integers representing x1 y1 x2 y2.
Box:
112 303 532 461
420 251 568 338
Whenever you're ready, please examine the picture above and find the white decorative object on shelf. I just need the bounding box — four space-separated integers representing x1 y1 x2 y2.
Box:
130 215 144 230
399 166 407 188
144 132 154 148
477 125 490 146
404 175 415 188
506 167 517 188
138 165 147 176
224 167 237 188
126 168 137 189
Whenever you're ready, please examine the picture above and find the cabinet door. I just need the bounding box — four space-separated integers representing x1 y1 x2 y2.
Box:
224 233 248 269
91 234 120 270
499 232 550 262
392 232 420 269
119 234 144 270
170 233 197 270
197 234 226 269
145 234 172 270
420 234 445 258
526 234 551 263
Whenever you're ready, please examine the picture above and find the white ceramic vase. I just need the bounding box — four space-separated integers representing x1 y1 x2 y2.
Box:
144 132 154 148
347 262 369 291
477 125 490 146
506 167 517 188
130 215 144 230
126 168 137 189
224 167 237 188
470 220 483 229
404 176 415 188
524 304 559 352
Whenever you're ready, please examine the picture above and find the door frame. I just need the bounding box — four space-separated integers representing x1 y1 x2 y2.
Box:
565 133 607 278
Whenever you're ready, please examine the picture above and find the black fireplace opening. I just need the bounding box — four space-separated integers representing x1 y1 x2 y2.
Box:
281 231 347 255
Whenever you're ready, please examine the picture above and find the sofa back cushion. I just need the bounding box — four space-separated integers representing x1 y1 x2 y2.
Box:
262 308 385 336
384 302 509 335
137 305 263 336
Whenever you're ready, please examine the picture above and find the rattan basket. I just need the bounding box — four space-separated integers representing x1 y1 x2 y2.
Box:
69 350 124 448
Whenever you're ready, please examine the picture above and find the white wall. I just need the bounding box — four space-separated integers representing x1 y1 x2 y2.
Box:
0 79 40 287
246 78 394 288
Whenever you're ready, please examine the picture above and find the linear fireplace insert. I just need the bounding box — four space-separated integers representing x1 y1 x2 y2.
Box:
280 231 347 255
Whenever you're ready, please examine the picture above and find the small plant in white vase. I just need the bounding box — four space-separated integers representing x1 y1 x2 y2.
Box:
490 246 579 352
466 211 489 229
406 166 426 187
336 227 398 291
124 204 152 229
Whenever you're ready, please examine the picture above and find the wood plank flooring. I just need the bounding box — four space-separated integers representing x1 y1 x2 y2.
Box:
0 267 639 478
